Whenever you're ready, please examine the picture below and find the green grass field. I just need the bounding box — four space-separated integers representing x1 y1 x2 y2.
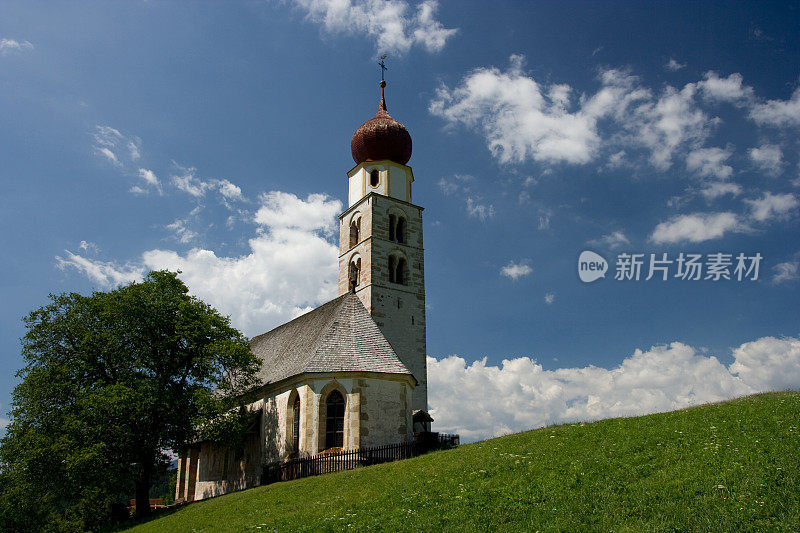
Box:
121 392 800 532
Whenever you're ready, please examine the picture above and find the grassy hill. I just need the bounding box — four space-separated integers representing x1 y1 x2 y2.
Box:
121 392 799 532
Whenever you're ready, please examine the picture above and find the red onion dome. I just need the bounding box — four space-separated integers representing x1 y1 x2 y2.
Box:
351 82 412 165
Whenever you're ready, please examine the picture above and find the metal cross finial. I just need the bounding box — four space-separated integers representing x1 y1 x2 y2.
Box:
378 55 388 82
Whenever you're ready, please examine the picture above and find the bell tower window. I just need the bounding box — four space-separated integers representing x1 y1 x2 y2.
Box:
388 214 405 244
388 254 408 285
369 169 380 187
348 257 361 293
349 216 360 248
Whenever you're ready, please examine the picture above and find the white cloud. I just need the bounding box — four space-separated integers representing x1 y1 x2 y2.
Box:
218 179 244 201
745 192 799 222
772 261 799 284
430 55 605 165
79 240 99 253
750 86 800 128
171 165 213 198
96 147 120 166
429 335 800 441
544 292 555 305
290 0 456 54
729 336 800 392
589 230 630 249
57 192 342 336
748 144 784 176
429 58 713 170
465 197 494 221
0 38 33 55
628 83 713 170
128 139 142 161
700 182 742 200
166 218 199 244
686 147 733 180
650 212 742 244
698 71 754 103
56 251 144 287
664 58 686 72
500 260 532 280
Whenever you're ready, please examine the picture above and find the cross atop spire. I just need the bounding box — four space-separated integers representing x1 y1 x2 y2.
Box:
378 54 388 84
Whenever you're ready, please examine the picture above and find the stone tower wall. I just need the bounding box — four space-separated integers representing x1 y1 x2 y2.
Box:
338 192 428 411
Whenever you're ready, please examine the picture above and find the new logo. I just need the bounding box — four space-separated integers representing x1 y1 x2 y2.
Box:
578 251 608 283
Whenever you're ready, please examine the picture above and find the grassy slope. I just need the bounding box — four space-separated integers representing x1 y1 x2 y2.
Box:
123 392 799 532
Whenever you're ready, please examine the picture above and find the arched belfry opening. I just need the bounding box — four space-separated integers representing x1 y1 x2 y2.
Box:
388 253 408 285
348 256 361 293
349 215 361 248
388 214 406 244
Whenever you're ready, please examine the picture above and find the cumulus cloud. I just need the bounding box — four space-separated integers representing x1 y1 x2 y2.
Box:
429 57 714 170
650 212 742 244
686 147 733 180
289 0 456 54
0 38 33 55
750 86 800 128
745 192 799 222
698 71 754 103
589 231 630 250
56 192 342 336
429 55 605 165
748 144 784 176
500 260 532 280
700 181 742 200
429 335 800 441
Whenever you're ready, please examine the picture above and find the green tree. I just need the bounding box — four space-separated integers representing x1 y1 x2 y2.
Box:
0 271 261 530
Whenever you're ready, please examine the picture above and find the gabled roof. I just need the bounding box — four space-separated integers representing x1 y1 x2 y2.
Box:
250 293 412 385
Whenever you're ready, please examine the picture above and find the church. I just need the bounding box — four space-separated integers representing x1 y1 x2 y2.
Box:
175 78 432 501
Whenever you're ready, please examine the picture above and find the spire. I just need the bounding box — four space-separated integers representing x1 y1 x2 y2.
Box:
378 80 388 115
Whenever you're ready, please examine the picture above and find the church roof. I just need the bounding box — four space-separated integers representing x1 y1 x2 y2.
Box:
250 292 413 385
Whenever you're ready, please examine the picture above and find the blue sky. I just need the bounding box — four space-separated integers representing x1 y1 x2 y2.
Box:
2 1 799 440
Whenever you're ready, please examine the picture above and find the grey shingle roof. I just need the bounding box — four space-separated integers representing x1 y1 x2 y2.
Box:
250 293 412 385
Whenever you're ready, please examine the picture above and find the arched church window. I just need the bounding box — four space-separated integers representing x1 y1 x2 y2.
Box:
291 395 300 454
349 217 360 248
325 390 345 449
388 214 396 241
370 169 380 187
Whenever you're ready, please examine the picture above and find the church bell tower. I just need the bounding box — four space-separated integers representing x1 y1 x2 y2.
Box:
338 78 428 412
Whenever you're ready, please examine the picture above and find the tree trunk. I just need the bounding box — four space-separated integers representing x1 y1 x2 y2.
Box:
134 461 153 517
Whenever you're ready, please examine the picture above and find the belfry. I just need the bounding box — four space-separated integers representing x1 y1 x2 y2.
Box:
339 79 428 412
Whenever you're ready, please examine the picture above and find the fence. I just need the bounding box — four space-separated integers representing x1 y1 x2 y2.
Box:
261 432 459 486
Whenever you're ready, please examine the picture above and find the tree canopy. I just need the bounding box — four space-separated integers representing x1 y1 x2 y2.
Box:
0 271 261 531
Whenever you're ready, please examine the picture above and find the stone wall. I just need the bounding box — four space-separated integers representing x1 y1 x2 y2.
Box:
176 373 413 501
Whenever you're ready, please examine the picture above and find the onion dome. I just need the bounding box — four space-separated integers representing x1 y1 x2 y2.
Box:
351 81 412 165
